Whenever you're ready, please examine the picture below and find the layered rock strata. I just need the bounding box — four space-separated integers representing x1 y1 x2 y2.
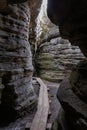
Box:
36 27 84 82
0 2 36 124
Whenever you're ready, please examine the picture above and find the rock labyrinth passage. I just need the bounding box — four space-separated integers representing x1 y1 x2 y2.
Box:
30 78 49 130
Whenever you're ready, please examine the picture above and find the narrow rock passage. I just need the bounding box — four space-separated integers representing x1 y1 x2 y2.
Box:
0 78 60 130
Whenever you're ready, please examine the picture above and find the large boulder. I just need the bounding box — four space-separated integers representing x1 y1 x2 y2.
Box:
52 61 87 130
55 77 87 130
47 0 87 57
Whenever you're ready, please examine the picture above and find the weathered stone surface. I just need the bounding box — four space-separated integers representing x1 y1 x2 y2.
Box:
70 60 87 103
47 0 87 57
57 78 87 130
35 2 84 82
36 26 84 82
0 2 36 124
51 108 69 130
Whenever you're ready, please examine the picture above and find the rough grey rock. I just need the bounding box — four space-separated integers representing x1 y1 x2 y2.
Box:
0 2 36 125
36 27 84 82
57 77 87 130
51 108 69 130
70 60 87 103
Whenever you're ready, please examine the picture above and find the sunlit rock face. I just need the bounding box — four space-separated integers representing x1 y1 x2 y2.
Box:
0 2 36 124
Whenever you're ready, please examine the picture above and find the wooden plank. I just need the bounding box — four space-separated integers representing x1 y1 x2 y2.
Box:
30 78 49 130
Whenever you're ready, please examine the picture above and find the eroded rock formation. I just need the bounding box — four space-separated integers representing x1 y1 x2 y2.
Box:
0 1 36 125
35 2 84 82
36 26 84 82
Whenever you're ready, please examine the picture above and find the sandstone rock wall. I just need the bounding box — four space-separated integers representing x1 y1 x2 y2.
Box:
35 0 84 82
0 2 36 124
36 27 84 82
